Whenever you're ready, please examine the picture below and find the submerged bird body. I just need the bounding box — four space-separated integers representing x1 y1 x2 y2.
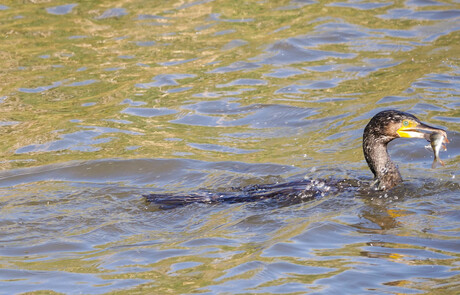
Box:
146 110 448 207
145 179 356 208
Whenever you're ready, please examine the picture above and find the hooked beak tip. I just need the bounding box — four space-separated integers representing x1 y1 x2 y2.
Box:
418 123 449 143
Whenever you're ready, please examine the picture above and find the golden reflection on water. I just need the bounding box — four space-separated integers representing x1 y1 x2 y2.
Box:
0 0 458 171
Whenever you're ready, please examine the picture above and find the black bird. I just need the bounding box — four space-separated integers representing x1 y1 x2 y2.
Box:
146 110 448 207
363 110 447 190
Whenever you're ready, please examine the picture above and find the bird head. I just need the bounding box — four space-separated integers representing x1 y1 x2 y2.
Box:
369 110 448 143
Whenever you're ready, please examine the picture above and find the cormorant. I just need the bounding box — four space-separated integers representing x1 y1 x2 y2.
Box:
363 110 447 190
145 110 448 207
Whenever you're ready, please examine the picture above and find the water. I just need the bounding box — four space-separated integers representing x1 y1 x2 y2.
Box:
0 0 459 294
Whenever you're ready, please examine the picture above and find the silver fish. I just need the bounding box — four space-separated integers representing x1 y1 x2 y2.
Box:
425 131 449 168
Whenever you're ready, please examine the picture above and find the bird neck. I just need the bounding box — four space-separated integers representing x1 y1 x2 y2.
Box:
363 135 402 191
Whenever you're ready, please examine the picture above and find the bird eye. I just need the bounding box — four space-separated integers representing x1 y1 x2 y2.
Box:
403 120 409 127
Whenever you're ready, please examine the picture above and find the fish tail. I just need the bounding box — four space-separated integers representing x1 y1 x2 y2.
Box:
431 157 445 169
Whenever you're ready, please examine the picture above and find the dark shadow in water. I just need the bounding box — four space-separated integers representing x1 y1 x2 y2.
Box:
351 180 460 234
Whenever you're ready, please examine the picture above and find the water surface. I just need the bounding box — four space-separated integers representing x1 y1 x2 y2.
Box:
0 0 459 294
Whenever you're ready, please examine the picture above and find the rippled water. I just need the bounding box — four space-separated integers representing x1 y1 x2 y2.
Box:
1 1 459 294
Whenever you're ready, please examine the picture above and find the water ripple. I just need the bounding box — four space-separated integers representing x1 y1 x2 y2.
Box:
18 81 64 93
121 107 177 117
329 1 392 10
96 7 128 19
46 4 77 15
254 41 355 65
15 126 143 154
187 143 260 154
135 74 196 88
381 9 460 20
